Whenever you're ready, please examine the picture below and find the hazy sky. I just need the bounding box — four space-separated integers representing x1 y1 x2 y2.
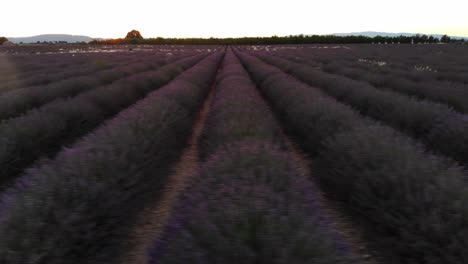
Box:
2 0 467 38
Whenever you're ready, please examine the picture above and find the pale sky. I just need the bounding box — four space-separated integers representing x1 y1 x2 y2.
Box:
1 0 467 38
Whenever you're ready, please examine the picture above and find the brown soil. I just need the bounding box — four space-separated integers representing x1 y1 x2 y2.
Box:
282 135 379 264
247 53 379 263
119 84 216 264
120 54 377 263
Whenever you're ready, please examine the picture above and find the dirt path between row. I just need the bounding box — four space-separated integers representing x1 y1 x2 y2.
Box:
120 52 376 263
281 133 378 263
119 81 217 264
241 48 379 263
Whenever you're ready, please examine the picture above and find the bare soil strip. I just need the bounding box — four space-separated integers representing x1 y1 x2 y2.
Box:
246 58 379 263
119 83 217 264
120 57 376 263
282 136 378 264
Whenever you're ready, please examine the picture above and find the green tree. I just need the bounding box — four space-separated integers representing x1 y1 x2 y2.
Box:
125 30 143 40
124 30 143 44
0 37 8 45
441 34 451 43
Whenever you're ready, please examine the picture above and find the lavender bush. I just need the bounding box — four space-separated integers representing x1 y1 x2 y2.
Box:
322 61 468 113
254 52 468 167
0 54 206 187
0 52 223 264
236 50 468 264
199 50 285 159
150 142 357 264
150 50 356 264
0 52 192 120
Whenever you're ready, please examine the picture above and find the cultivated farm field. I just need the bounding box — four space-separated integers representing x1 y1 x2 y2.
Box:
0 44 467 264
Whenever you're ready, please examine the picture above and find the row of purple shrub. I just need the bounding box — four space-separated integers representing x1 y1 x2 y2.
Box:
235 49 468 264
0 52 191 120
252 52 468 168
149 50 358 263
198 50 285 158
0 52 127 94
271 48 468 111
0 52 137 93
320 60 468 113
321 57 453 84
151 142 357 264
354 45 468 84
269 44 468 85
0 52 92 81
0 53 207 188
0 52 223 264
0 47 207 94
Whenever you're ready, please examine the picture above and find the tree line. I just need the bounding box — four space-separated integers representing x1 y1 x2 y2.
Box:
2 32 466 46
90 31 465 45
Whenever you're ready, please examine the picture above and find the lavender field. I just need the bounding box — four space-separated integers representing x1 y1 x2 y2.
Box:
0 44 467 264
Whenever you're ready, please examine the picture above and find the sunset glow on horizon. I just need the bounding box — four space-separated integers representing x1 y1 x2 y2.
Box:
2 0 468 38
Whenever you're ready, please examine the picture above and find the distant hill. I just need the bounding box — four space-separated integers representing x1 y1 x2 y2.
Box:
8 34 95 44
330 31 468 40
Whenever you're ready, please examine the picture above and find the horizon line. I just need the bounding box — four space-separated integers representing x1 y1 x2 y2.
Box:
5 31 468 39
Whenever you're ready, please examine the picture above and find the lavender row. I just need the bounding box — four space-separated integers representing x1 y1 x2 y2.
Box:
149 50 357 263
0 52 223 264
273 49 468 108
274 49 468 113
0 52 93 82
0 44 220 56
0 46 212 92
151 143 357 264
263 44 468 85
320 60 468 113
0 50 198 93
0 54 206 187
0 52 128 92
0 52 120 93
253 52 468 168
236 50 468 264
0 52 192 120
198 50 285 158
